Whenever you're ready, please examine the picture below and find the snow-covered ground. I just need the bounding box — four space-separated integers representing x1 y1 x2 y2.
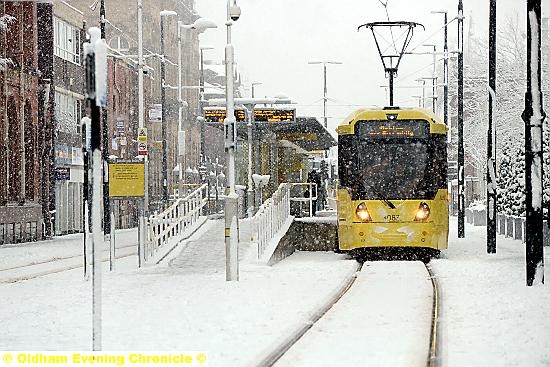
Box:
432 219 550 367
0 216 549 366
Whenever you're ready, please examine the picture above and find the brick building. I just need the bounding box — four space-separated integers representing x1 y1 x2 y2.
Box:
0 2 44 244
70 0 202 208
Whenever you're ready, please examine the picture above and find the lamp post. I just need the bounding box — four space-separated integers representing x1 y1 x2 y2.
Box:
179 19 217 180
98 0 111 241
457 0 465 238
431 10 449 126
307 61 342 129
160 10 177 205
200 45 214 165
422 44 437 113
251 82 262 98
415 78 427 108
225 0 241 281
487 0 497 254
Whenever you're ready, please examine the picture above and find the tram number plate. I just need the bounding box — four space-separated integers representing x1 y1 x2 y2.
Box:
384 214 400 222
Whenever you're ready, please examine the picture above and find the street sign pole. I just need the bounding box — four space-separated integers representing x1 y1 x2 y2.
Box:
85 26 107 352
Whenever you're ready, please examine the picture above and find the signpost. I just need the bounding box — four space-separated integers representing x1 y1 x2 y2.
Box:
109 163 146 198
108 162 146 268
137 127 147 156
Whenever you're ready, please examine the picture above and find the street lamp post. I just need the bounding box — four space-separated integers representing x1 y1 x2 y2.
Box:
308 61 342 129
423 44 437 113
98 0 111 242
200 46 214 166
225 0 241 281
251 82 262 98
487 0 497 254
457 0 465 238
178 19 217 182
431 10 449 126
415 78 427 108
160 10 177 205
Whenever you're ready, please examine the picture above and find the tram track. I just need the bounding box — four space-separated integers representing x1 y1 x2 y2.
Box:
257 259 441 367
0 244 138 284
0 243 136 272
425 262 441 367
257 261 364 367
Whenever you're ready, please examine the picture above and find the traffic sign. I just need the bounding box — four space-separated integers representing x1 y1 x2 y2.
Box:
138 128 148 143
138 141 147 156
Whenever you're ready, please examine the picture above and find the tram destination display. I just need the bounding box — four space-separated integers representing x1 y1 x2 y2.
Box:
358 119 428 138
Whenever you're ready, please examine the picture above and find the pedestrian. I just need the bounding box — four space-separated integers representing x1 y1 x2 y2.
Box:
307 170 320 215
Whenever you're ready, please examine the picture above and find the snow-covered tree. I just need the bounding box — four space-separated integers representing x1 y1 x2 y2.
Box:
0 14 15 71
498 136 525 216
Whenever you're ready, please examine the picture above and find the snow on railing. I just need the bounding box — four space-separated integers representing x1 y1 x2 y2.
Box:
253 183 292 259
145 184 207 261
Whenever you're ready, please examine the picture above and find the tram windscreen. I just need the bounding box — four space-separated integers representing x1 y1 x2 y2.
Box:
356 140 431 199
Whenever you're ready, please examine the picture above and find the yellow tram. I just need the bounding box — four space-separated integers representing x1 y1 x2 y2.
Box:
336 107 449 259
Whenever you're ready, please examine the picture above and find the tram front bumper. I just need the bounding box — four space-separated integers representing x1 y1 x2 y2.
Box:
338 221 447 251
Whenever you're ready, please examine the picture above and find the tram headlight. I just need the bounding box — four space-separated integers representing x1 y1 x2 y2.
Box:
414 202 431 222
355 202 372 222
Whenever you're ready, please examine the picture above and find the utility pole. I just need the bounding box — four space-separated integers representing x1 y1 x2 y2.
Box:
200 47 206 166
137 0 148 267
160 15 169 204
308 61 342 129
99 0 110 244
225 0 241 281
431 10 449 126
487 0 497 254
522 0 545 286
457 0 465 238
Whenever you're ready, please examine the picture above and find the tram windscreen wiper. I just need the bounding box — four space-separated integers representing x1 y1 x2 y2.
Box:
367 183 396 209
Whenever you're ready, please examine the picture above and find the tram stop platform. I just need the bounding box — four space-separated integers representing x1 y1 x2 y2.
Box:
266 213 338 266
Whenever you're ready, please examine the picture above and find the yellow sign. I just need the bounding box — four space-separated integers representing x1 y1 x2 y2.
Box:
109 163 145 197
138 128 148 143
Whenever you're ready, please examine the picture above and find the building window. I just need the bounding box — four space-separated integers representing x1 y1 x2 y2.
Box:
53 17 80 64
55 91 82 134
108 36 130 53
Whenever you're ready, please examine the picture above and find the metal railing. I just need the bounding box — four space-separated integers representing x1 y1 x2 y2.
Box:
289 182 317 218
146 184 208 261
253 183 292 259
465 209 550 246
